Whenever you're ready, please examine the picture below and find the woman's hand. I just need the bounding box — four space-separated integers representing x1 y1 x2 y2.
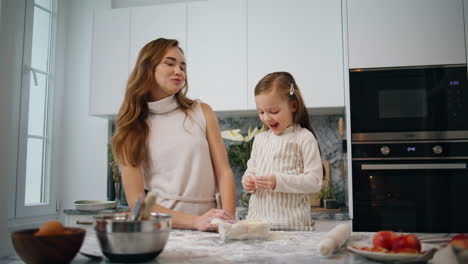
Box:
193 208 234 231
242 175 256 192
253 175 276 190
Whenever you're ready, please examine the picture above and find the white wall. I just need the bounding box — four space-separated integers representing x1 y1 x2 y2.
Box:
0 0 25 256
56 0 110 212
0 0 111 255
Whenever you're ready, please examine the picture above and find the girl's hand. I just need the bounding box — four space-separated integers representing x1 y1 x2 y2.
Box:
253 175 276 190
193 208 233 231
242 175 256 192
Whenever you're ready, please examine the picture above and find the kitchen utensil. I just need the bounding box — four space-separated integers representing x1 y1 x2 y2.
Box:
11 227 85 264
129 196 145 221
138 191 157 221
338 117 344 139
94 212 172 263
74 200 117 211
319 223 351 256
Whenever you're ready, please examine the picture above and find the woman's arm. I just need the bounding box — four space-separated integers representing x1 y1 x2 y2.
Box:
200 103 237 218
120 164 230 230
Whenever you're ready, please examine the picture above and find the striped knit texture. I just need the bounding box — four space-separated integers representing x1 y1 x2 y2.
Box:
245 125 323 231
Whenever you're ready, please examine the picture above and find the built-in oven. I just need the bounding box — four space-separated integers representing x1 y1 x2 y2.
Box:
352 141 468 232
350 65 468 140
350 65 468 232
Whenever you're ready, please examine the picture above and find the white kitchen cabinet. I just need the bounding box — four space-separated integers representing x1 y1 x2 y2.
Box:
130 3 187 71
187 0 247 111
347 0 466 69
247 0 345 109
89 8 130 117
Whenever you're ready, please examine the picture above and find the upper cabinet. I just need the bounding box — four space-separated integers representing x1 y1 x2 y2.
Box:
187 0 247 111
89 0 346 116
130 3 187 70
89 8 130 117
247 0 345 109
347 0 466 69
89 3 186 117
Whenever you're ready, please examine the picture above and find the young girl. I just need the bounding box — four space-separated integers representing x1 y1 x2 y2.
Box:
241 72 323 230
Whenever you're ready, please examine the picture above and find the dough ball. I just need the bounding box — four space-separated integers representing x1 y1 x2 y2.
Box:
210 218 224 225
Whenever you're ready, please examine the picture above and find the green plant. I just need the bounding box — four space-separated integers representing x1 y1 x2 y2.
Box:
221 127 260 171
108 144 127 205
319 184 333 200
221 127 260 207
107 144 120 184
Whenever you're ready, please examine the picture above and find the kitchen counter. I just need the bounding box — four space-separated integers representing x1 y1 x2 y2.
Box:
235 206 350 221
3 228 387 264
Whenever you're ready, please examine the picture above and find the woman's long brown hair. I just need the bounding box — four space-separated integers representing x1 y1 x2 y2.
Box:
112 38 194 167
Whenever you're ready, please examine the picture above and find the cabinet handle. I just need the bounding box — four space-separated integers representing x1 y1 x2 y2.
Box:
361 163 466 170
76 221 93 225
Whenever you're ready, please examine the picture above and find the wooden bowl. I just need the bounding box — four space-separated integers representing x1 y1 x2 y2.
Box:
11 227 86 264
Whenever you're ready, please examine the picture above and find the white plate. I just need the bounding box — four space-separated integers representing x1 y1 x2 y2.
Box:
347 241 437 263
74 200 117 211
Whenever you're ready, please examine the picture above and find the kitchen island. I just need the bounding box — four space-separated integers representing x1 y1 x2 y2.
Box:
3 228 390 264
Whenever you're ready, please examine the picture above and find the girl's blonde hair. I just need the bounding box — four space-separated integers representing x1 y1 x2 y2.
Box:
112 38 194 167
254 71 313 133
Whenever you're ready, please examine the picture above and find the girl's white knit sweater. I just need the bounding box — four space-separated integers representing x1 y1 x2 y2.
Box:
245 124 323 230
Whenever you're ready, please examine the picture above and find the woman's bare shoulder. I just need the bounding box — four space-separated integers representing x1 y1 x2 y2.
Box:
199 102 216 121
199 102 213 113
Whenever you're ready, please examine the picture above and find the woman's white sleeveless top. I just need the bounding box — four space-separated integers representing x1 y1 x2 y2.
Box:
143 95 216 216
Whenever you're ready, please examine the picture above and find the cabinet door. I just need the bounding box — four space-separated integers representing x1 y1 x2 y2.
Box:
130 3 187 71
89 9 130 117
187 0 247 111
248 0 344 109
348 0 466 68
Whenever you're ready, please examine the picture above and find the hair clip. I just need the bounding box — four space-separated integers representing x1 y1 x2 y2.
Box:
290 83 294 96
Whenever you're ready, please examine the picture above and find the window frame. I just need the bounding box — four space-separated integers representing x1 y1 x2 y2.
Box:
15 0 58 218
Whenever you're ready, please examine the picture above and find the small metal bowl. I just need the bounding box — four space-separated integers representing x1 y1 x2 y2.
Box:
94 212 171 263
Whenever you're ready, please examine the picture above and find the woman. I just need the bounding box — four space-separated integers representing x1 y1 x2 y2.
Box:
112 38 236 231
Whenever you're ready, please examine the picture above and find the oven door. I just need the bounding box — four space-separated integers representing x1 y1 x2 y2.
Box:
350 66 468 133
352 160 468 232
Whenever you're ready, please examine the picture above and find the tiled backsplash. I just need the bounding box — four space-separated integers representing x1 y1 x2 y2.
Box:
218 112 347 208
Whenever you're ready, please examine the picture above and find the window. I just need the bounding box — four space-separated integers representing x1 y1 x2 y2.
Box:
16 0 57 217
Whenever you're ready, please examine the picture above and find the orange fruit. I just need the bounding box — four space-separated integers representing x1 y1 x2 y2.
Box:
35 220 65 236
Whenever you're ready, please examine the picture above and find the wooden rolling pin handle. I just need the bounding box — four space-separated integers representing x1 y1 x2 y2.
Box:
76 220 93 225
338 117 344 139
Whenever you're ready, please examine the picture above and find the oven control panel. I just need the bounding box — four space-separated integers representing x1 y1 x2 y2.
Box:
352 142 468 159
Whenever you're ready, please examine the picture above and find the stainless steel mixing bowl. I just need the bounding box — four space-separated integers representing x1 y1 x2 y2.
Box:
94 212 171 263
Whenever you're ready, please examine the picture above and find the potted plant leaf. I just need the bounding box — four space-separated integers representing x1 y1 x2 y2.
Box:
221 127 260 207
108 144 127 206
320 184 338 209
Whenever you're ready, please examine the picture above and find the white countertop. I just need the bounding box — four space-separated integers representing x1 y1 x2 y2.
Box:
5 221 449 264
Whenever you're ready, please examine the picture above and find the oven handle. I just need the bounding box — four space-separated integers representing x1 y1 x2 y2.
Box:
361 163 467 170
